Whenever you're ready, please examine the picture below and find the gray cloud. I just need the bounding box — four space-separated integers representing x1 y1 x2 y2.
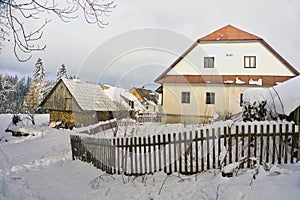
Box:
0 0 299 88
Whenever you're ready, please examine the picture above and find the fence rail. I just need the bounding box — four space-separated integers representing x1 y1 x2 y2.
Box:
76 120 118 135
70 122 299 176
136 113 161 124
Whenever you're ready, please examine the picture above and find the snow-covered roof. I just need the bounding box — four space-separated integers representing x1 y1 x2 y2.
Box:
132 87 158 106
243 75 300 116
102 85 145 111
62 78 117 111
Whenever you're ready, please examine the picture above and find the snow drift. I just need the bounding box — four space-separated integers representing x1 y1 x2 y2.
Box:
243 76 300 118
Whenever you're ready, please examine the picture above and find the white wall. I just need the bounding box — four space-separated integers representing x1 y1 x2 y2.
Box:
168 41 295 76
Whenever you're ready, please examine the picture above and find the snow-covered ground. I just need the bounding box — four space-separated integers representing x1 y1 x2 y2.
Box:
1 114 300 200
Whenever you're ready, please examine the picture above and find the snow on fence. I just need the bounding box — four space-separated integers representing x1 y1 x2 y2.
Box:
76 119 118 135
70 121 299 176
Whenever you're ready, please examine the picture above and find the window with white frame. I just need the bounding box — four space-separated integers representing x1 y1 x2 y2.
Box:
204 57 214 68
205 92 215 104
244 56 256 68
181 91 190 104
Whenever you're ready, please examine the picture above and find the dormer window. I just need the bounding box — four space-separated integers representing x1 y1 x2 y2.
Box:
204 57 214 68
244 56 256 68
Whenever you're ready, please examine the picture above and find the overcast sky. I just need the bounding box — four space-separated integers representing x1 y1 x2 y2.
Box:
0 0 300 89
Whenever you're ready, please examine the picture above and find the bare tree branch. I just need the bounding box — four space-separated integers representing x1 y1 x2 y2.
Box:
0 0 116 62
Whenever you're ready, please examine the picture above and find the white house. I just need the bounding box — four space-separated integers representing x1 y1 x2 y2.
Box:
155 25 299 124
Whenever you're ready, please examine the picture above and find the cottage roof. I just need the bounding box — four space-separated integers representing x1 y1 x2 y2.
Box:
155 25 299 83
62 78 117 111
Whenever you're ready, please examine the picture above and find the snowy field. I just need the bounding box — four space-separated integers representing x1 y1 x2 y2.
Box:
1 114 300 200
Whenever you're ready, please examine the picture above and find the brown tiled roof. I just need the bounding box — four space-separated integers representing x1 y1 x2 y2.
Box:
154 25 299 83
156 75 296 86
199 25 261 41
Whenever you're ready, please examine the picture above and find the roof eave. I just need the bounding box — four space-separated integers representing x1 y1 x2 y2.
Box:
154 40 199 83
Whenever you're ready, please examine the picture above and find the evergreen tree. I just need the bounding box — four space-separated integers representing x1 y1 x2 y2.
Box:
32 58 47 104
33 58 46 84
0 73 31 113
57 64 68 81
23 81 40 124
0 74 17 113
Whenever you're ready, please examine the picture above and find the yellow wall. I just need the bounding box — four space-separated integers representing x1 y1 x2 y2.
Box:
161 83 268 124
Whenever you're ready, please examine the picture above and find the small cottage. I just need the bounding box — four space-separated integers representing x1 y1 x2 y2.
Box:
102 85 145 119
40 78 117 128
130 87 158 112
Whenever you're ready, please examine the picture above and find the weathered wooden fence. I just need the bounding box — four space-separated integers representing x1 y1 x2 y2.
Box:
137 112 162 124
70 122 299 176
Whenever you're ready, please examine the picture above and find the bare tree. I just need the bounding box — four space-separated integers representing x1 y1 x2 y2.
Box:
0 0 116 61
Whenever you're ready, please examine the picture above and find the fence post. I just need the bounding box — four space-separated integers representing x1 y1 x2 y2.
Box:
217 128 221 168
247 125 251 168
212 128 216 169
143 137 148 174
148 135 153 174
134 137 138 175
278 124 283 164
195 131 199 172
153 135 157 173
139 137 142 175
260 125 264 165
183 132 188 173
168 133 172 175
298 124 300 162
235 125 239 163
163 134 167 173
173 133 178 173
178 132 182 173
206 129 210 170
228 127 232 164
284 124 289 164
201 129 204 171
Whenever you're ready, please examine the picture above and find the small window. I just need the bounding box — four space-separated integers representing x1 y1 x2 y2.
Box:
206 92 215 104
129 100 134 109
240 93 243 107
181 92 190 104
204 57 214 68
244 56 256 68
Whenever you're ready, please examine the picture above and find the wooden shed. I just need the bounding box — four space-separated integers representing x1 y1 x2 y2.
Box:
40 78 117 128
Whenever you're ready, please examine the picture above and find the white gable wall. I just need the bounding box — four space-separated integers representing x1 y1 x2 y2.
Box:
168 41 294 76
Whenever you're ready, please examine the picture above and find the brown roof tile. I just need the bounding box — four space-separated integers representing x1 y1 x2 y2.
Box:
199 25 261 41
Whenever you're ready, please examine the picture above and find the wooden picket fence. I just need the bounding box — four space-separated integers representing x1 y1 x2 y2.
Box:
70 122 299 176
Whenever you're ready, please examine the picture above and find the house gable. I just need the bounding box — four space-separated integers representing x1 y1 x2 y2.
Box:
155 25 299 85
40 80 81 112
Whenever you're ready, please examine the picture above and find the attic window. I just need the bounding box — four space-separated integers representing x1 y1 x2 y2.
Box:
204 57 214 68
244 56 256 68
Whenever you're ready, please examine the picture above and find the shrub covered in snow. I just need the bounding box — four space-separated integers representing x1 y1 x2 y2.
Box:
242 101 268 122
